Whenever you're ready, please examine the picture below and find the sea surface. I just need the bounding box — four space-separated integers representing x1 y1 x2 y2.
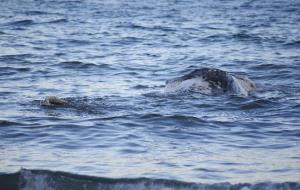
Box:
0 0 300 189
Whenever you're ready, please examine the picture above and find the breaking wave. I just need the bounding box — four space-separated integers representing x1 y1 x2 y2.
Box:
0 169 299 190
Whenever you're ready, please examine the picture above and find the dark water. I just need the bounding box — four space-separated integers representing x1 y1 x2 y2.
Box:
0 0 300 189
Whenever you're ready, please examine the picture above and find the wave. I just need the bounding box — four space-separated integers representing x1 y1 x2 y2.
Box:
59 61 93 68
199 32 262 43
0 66 31 74
249 64 288 70
6 19 35 26
116 22 176 32
0 169 299 190
0 66 31 72
0 120 20 127
0 54 34 61
3 18 67 28
23 10 49 15
45 18 68 24
284 40 300 48
59 61 112 70
59 39 94 46
199 32 283 45
133 84 150 89
137 113 206 127
112 36 145 45
239 99 273 110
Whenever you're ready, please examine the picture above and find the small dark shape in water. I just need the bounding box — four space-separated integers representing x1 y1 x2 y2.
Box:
40 96 68 106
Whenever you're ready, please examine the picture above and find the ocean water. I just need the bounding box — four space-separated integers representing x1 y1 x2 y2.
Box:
0 0 300 189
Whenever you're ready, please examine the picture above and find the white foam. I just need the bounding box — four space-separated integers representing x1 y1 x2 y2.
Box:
240 187 251 190
231 76 255 96
20 169 52 190
164 77 212 95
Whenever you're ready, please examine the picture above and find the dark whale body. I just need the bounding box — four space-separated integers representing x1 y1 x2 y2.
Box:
40 68 256 106
165 68 256 96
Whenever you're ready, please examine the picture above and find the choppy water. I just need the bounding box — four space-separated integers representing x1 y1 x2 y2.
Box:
0 0 300 189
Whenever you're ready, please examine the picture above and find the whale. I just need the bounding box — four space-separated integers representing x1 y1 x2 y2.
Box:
165 68 256 96
39 68 255 106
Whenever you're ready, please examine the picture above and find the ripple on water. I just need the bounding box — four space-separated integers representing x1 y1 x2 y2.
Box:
4 19 35 26
239 99 274 110
0 120 20 127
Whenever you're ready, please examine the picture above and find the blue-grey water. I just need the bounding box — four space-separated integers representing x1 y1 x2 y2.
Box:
0 0 300 189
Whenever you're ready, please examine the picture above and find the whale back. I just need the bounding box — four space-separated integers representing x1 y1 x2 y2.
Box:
165 68 256 96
